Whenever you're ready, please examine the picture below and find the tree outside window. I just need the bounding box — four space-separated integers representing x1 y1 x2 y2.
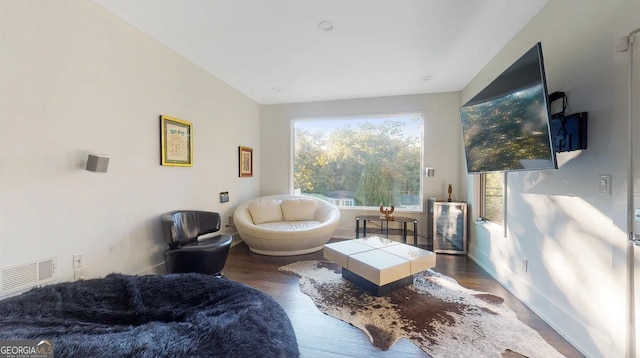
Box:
293 114 423 210
482 172 504 224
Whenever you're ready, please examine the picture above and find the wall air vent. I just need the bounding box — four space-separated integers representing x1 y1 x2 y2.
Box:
1 257 57 298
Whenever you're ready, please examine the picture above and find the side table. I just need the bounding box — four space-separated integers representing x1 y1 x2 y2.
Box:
355 215 418 245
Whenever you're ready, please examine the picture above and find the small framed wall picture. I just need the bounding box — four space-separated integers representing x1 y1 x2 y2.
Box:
160 115 193 166
239 146 253 177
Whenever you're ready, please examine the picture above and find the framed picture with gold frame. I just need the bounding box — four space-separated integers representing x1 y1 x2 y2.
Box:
160 115 193 166
239 146 253 177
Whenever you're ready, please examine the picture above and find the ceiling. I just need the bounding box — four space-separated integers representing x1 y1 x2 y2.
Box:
92 0 549 105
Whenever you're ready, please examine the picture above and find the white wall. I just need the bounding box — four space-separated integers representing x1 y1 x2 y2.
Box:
462 1 640 357
259 92 463 239
0 0 260 281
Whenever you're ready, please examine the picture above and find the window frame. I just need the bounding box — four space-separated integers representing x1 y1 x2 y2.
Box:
476 171 507 236
290 112 425 212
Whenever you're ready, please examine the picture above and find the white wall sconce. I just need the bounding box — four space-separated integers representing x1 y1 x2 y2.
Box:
85 154 110 173
425 167 435 177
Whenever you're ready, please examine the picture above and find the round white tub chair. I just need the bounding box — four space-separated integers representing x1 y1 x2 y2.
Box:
233 195 341 256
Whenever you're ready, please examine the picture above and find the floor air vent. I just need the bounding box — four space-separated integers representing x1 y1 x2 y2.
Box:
1 257 57 298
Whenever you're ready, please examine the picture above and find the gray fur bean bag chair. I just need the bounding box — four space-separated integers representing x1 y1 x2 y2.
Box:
0 273 299 357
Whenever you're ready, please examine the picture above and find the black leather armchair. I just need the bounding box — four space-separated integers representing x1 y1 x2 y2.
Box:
161 210 233 276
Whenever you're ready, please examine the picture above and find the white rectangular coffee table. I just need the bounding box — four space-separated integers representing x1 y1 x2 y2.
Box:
323 236 436 296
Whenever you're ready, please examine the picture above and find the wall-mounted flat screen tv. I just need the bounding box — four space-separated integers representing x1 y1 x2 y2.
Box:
459 42 557 174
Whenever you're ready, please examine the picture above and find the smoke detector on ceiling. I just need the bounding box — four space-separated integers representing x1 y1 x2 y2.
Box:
317 21 335 32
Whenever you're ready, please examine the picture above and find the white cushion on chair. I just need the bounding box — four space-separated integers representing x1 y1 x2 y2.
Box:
248 199 283 224
281 198 317 221
258 221 321 231
233 194 340 256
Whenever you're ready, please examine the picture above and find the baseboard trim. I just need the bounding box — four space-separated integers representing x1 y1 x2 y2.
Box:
334 228 354 239
468 244 609 358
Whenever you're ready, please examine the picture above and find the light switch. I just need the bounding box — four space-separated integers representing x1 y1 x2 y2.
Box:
599 174 612 194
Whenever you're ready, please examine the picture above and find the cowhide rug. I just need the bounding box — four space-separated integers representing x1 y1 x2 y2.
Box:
279 260 565 358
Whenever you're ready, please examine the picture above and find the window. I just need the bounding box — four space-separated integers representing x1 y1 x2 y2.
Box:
480 172 504 225
292 113 423 211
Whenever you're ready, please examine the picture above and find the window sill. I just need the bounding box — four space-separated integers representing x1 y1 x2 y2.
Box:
473 219 505 238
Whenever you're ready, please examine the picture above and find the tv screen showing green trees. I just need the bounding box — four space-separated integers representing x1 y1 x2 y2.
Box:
459 42 556 174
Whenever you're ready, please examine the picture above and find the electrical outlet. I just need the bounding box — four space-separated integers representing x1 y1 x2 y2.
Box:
599 174 612 194
73 254 83 269
521 258 528 273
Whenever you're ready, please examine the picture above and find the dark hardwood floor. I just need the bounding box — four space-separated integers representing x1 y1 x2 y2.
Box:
223 240 585 358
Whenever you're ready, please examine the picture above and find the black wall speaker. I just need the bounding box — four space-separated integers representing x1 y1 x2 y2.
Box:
86 154 110 173
550 112 588 153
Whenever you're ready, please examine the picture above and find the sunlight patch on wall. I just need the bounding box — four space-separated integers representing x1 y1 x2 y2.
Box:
534 195 626 348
